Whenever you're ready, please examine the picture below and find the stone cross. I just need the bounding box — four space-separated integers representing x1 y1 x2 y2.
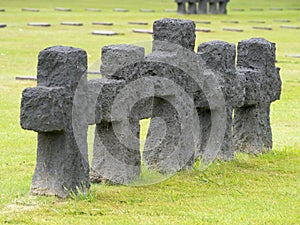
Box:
187 0 197 14
209 0 218 14
197 40 242 160
20 46 90 198
198 0 208 14
89 45 145 184
219 0 230 14
233 38 282 154
175 0 187 14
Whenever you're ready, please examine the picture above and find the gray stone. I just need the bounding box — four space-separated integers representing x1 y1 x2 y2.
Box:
85 8 101 12
91 30 118 36
195 28 211 32
233 38 282 154
152 18 195 51
114 8 128 12
223 28 244 32
128 22 148 25
198 0 208 14
252 26 273 30
250 8 264 11
140 9 155 12
175 0 187 14
92 22 113 26
132 29 153 34
55 7 72 12
197 41 237 160
219 0 229 14
280 25 300 29
248 20 266 24
61 22 83 26
20 46 90 197
22 8 40 12
0 9 5 12
16 76 37 81
221 20 239 24
100 44 145 79
0 24 7 28
194 20 211 24
28 23 51 27
209 0 218 14
187 0 197 14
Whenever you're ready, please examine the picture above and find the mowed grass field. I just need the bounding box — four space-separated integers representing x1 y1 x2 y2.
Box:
0 0 299 224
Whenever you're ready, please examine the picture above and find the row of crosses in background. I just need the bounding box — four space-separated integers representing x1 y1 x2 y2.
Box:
175 0 230 14
20 18 281 198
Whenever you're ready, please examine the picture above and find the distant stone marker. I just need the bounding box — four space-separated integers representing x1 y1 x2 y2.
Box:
132 29 153 34
164 9 176 12
221 20 239 24
231 8 245 11
280 25 300 29
22 8 40 12
270 8 283 11
195 28 211 33
55 7 72 12
92 30 118 36
287 8 300 11
128 22 148 25
248 20 266 24
274 19 290 23
0 9 5 12
85 8 101 12
61 22 83 26
114 8 128 12
286 54 300 58
28 22 51 27
92 22 113 26
16 76 37 81
253 26 273 31
250 8 264 11
194 20 211 24
223 28 244 32
0 23 7 28
140 9 155 12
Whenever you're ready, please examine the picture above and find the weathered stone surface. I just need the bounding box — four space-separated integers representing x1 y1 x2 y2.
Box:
233 38 282 154
223 28 244 32
28 23 51 27
55 7 72 11
132 29 153 34
153 18 195 51
219 0 229 14
92 22 113 26
21 87 65 132
100 44 145 79
197 41 237 160
21 46 90 198
61 22 83 26
85 8 101 12
175 0 187 14
209 0 218 14
187 0 197 14
91 30 117 36
198 0 208 14
22 8 40 12
128 22 148 25
0 23 7 28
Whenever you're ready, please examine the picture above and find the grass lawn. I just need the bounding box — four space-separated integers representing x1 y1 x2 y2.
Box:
0 0 299 224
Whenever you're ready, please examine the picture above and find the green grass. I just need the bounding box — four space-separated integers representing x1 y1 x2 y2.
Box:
0 0 300 224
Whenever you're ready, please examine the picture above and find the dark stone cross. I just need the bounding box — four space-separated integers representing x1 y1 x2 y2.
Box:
20 46 90 197
233 38 282 154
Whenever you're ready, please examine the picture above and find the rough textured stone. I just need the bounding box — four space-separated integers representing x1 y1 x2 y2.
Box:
197 40 237 160
219 0 229 14
233 38 282 154
209 0 218 14
187 0 197 14
153 18 196 51
100 44 145 79
175 0 187 14
21 46 90 198
198 0 208 14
